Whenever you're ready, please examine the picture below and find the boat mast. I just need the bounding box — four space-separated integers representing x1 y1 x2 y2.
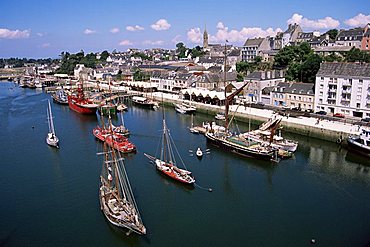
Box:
48 100 56 135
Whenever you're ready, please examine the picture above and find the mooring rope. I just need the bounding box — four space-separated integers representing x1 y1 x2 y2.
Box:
194 182 213 192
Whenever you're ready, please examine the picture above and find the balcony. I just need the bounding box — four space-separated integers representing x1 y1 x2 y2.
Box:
328 88 337 93
328 80 336 85
341 90 351 94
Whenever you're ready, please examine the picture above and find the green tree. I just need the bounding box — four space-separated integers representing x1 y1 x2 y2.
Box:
324 29 338 40
345 47 370 63
100 50 109 61
176 42 187 58
300 53 322 83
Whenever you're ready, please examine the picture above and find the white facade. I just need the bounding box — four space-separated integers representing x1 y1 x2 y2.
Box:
314 74 370 118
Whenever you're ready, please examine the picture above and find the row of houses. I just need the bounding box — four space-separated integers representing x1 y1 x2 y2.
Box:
241 23 370 62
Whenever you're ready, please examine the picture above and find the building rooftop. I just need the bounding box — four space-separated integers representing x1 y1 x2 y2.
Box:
316 62 370 78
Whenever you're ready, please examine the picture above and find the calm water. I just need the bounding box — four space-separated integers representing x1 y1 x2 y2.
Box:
1 81 370 247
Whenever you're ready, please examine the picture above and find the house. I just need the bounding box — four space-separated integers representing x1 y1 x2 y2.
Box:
361 23 370 51
315 62 370 118
335 28 363 49
241 37 270 62
243 70 285 103
271 82 314 111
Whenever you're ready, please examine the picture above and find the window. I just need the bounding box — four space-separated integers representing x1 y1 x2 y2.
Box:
321 77 324 81
359 79 363 84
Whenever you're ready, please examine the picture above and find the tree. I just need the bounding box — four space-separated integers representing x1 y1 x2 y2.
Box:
345 47 370 63
324 29 338 40
176 42 187 58
300 53 322 83
100 50 109 61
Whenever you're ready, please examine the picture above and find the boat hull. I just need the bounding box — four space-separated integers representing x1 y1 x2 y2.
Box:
46 135 59 148
99 182 146 235
68 96 97 114
93 127 136 153
205 132 276 161
155 159 195 184
347 137 370 158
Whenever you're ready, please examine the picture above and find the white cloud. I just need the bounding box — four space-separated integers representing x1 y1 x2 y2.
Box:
41 43 50 48
187 28 203 43
119 40 133 46
84 28 96 35
0 28 30 39
287 13 340 29
126 25 144 31
151 19 171 31
171 35 182 44
37 32 44 37
187 22 282 44
344 13 370 27
143 40 164 45
110 27 120 33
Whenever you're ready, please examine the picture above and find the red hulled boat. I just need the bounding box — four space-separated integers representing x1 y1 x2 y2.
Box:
93 126 136 153
68 82 98 114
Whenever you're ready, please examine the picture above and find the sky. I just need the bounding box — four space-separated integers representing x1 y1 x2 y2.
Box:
0 0 369 58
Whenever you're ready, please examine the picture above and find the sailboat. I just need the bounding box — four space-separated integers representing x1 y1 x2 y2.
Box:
144 118 195 185
46 99 59 148
189 114 199 134
99 141 146 235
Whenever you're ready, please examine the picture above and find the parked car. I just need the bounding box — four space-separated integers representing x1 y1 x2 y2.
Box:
361 117 370 122
315 111 327 115
333 113 345 118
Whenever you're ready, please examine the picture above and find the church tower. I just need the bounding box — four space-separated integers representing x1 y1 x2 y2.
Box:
203 24 209 50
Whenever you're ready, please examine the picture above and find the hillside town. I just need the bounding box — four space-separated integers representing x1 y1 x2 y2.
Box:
1 22 370 121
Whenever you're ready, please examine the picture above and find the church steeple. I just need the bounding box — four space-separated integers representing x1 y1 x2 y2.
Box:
203 24 208 50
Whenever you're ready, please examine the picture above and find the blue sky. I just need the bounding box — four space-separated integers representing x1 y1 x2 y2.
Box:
0 0 369 58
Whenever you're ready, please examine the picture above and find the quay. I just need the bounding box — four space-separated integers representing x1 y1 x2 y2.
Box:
12 79 361 145
150 92 360 145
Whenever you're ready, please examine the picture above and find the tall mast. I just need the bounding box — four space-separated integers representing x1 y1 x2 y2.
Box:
48 100 56 135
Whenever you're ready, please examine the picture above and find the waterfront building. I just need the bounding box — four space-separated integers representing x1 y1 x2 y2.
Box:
315 62 370 118
243 70 285 103
271 82 314 110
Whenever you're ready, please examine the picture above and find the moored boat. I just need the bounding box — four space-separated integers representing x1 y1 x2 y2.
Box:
347 127 370 158
132 96 159 109
93 126 136 153
68 82 98 114
51 89 69 105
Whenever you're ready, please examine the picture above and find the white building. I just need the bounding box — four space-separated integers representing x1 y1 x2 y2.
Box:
315 62 370 118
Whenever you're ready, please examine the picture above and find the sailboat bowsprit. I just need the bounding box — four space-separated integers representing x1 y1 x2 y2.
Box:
99 142 146 235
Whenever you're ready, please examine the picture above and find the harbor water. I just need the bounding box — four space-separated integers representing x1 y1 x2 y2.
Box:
1 81 370 246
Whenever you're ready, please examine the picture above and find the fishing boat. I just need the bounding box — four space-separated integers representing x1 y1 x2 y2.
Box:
93 126 136 153
132 96 159 110
347 127 370 158
205 83 279 162
46 99 59 148
241 117 298 152
111 113 130 136
144 118 195 185
51 89 69 105
68 82 98 114
117 103 128 111
174 102 196 114
175 105 187 114
99 142 146 235
215 113 226 120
